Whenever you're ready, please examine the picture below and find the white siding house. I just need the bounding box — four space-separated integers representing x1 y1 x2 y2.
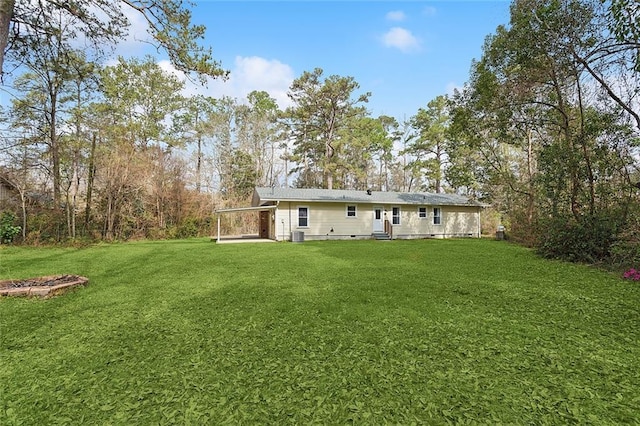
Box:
231 187 484 242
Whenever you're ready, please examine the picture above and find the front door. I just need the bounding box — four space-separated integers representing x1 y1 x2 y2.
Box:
373 207 384 232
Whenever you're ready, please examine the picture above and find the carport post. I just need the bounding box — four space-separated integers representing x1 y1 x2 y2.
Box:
217 213 221 243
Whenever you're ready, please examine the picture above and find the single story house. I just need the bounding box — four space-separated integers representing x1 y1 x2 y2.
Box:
215 187 485 242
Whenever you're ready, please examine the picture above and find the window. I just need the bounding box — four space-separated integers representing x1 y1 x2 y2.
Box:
346 205 357 218
433 207 441 225
392 207 400 225
298 207 309 227
418 207 427 218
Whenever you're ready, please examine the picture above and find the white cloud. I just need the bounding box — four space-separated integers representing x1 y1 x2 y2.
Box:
159 56 295 110
385 11 406 22
381 27 421 53
228 56 295 108
120 5 153 48
66 3 151 60
97 3 154 59
158 59 186 79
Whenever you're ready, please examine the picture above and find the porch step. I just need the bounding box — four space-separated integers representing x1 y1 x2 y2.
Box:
372 232 391 240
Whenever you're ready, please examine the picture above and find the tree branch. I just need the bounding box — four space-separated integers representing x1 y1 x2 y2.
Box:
573 50 640 129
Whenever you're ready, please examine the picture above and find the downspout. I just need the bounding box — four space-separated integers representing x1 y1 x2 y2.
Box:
275 201 280 240
288 201 292 241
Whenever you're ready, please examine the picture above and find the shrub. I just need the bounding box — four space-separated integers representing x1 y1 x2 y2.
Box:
536 213 618 263
0 211 22 244
610 214 640 269
175 217 201 239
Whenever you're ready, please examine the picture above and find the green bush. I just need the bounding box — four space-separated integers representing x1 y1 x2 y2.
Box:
610 214 640 269
0 211 22 244
175 217 201 239
536 213 618 263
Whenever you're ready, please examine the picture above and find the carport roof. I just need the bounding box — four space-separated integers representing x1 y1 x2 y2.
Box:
214 205 277 214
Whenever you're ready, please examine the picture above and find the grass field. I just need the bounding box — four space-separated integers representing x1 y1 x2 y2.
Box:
1 238 639 424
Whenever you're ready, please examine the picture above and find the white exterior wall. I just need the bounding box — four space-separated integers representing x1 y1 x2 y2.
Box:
272 202 481 241
443 206 481 237
274 201 374 241
273 204 291 241
393 205 480 239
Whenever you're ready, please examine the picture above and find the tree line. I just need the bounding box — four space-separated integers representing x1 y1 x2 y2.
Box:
1 0 639 269
449 0 640 265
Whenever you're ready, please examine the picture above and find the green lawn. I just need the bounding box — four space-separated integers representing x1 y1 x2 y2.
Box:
1 239 639 424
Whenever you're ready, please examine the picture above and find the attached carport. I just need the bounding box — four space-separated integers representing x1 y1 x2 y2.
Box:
213 205 278 243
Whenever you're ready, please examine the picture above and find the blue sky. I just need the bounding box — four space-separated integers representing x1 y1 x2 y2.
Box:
125 1 512 122
0 1 512 121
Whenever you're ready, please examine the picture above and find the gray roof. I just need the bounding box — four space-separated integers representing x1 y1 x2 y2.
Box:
253 187 484 207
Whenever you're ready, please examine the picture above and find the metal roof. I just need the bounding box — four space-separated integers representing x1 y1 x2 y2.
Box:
253 187 484 207
214 205 277 214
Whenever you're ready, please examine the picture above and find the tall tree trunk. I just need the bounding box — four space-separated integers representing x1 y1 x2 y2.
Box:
196 134 202 193
193 109 202 193
84 133 96 233
325 139 334 190
105 191 116 241
50 92 61 207
68 150 80 239
435 144 443 194
0 0 14 77
20 141 27 241
576 75 596 216
551 67 579 219
65 181 72 238
19 191 26 241
378 157 383 191
526 129 536 227
268 141 275 186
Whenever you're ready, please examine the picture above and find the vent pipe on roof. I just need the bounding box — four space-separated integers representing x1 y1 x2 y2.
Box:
367 189 372 195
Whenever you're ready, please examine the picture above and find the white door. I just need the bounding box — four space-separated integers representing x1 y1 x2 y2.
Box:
373 207 384 232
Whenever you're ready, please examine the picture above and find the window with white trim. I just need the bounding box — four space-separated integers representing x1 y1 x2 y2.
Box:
298 206 309 227
433 207 441 225
418 207 427 218
392 207 400 225
346 205 357 218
